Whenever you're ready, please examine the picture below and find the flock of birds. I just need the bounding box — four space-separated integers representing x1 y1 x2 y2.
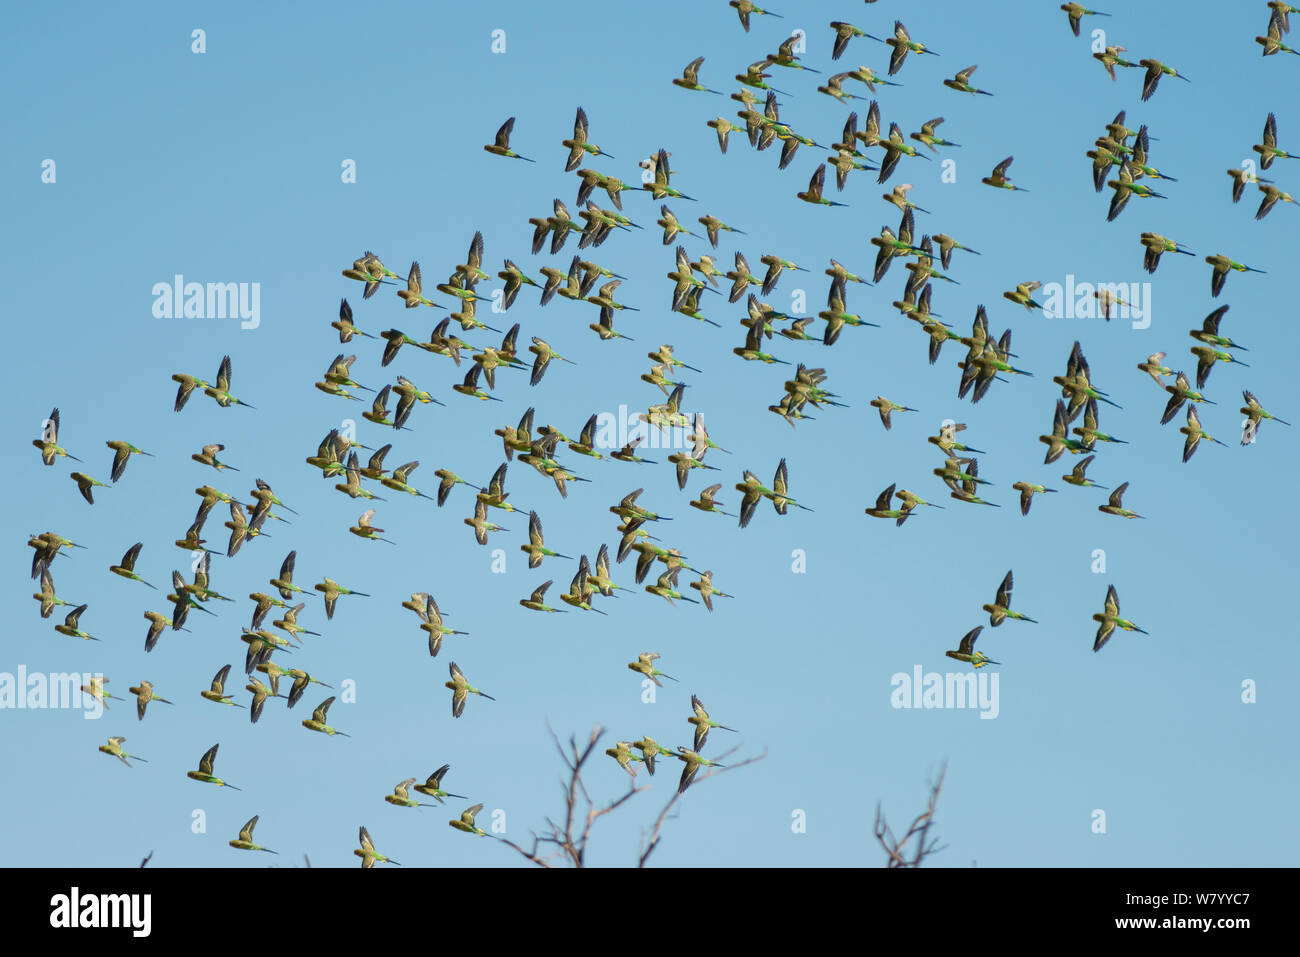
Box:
26 1 1296 866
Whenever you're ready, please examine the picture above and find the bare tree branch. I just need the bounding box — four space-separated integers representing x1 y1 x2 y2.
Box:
495 724 643 868
496 831 556 869
493 724 761 868
874 760 949 868
638 747 767 868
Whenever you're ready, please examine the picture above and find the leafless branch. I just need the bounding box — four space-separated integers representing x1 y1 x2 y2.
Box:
496 723 644 868
638 747 767 868
874 760 949 868
494 724 761 868
495 831 556 869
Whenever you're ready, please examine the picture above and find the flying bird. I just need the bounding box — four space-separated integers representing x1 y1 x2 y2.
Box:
982 156 1027 191
446 661 495 718
983 571 1037 626
484 116 534 161
355 826 400 868
946 626 999 668
1061 3 1109 36
187 743 240 789
1092 585 1147 652
230 816 277 853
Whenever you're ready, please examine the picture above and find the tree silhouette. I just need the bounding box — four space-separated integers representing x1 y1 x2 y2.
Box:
873 760 948 867
495 724 764 868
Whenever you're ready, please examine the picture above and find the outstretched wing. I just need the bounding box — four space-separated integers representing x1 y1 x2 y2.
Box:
995 570 1013 608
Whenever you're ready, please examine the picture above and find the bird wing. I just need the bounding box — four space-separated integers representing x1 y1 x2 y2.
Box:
494 116 515 148
996 571 1013 608
199 743 218 775
313 696 335 723
216 355 233 393
1108 482 1128 509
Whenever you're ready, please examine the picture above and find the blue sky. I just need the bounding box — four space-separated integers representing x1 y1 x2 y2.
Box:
3 0 1298 868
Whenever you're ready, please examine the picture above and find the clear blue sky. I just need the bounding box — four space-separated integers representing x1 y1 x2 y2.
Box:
4 0 1298 868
